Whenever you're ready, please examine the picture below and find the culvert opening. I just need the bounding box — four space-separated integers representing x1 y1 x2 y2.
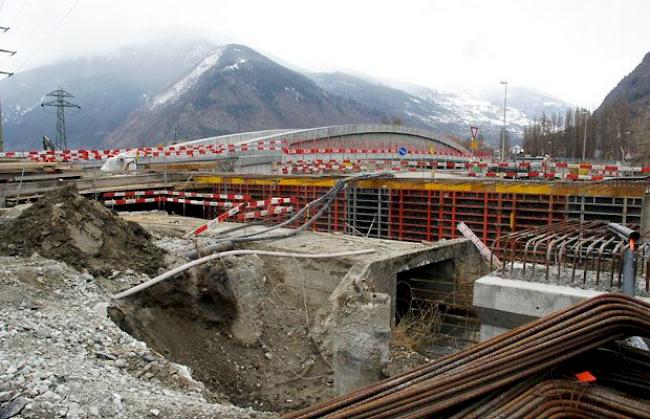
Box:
394 259 480 358
108 255 336 413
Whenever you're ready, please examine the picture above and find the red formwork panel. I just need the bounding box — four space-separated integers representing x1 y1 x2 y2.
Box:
388 189 435 242
385 189 570 245
201 182 572 245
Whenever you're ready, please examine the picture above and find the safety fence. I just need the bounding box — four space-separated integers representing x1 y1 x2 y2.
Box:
100 189 295 226
4 140 650 181
281 157 650 180
0 142 470 162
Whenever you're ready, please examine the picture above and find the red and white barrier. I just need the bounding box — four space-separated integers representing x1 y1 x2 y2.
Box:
185 202 247 238
102 190 252 201
6 139 650 181
168 191 251 201
239 206 293 220
103 197 159 205
99 189 296 237
102 190 168 198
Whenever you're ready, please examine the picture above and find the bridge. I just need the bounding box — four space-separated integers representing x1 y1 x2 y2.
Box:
100 124 471 172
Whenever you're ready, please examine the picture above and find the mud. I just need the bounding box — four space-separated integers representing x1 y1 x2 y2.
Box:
0 185 166 277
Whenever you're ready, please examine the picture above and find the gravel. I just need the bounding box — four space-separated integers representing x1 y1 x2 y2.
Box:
0 255 276 418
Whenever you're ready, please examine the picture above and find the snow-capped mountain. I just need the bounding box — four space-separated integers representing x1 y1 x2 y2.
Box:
408 84 532 143
0 36 217 150
0 38 572 150
478 85 571 121
147 46 226 110
310 72 532 146
104 45 385 146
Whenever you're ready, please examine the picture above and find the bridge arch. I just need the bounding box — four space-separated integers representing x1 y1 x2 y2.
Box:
238 124 470 154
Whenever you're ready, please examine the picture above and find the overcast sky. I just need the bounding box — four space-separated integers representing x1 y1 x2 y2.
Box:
0 0 648 108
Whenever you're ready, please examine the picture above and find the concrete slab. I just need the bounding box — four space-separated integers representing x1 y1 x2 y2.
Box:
474 274 650 341
121 211 482 321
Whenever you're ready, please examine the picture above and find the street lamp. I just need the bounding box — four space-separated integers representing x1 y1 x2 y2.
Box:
580 109 590 161
622 130 633 161
500 81 508 162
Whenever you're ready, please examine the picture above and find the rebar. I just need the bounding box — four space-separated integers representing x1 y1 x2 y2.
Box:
283 294 650 418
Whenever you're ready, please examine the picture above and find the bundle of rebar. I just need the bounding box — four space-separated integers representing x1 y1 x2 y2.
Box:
283 294 650 418
449 343 650 418
491 220 650 292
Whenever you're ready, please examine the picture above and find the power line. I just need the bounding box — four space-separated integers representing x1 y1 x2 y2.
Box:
12 0 56 55
79 107 110 133
41 87 80 150
15 0 81 73
8 0 30 26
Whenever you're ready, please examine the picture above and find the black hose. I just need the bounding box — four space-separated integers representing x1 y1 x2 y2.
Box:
184 172 393 259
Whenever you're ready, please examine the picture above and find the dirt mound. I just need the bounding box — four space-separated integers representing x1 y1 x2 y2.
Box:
0 185 166 276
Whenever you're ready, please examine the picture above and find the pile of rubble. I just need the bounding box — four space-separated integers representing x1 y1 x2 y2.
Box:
0 255 273 419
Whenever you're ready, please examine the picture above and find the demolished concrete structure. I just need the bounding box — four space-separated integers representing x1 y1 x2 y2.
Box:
117 212 486 407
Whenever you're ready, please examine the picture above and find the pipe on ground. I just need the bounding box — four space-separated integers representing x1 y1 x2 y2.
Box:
112 248 375 300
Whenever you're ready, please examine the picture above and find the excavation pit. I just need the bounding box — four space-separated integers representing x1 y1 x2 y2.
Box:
109 213 487 410
108 255 337 413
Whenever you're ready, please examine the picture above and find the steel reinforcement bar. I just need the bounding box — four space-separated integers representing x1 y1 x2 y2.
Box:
281 294 650 418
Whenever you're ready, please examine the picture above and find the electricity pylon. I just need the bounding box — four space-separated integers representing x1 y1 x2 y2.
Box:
41 88 80 150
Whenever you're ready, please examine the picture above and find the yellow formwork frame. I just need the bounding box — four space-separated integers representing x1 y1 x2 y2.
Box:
194 175 645 198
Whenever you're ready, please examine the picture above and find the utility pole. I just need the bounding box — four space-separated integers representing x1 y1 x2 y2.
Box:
500 81 508 162
580 109 589 161
41 88 81 150
0 24 16 153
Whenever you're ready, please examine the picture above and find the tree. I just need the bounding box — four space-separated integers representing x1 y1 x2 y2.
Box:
521 105 635 160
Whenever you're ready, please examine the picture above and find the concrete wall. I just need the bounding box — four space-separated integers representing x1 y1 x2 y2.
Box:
258 255 352 306
364 239 481 323
473 275 650 341
257 238 480 318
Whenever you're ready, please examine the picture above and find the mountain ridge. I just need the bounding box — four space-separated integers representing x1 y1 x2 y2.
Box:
595 51 650 160
0 40 573 150
104 44 387 147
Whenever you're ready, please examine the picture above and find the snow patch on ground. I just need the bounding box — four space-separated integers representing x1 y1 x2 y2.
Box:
284 87 304 101
221 59 247 73
149 47 225 109
416 92 530 136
